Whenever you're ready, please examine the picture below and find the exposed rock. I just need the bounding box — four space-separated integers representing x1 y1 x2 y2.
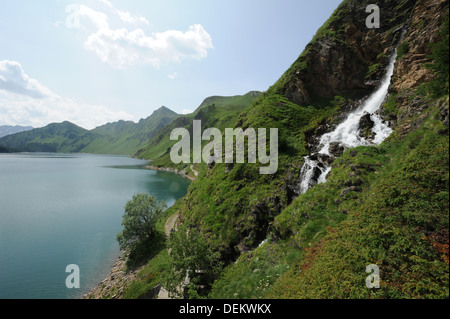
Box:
358 112 375 140
316 153 334 166
393 0 448 92
344 178 363 187
82 252 141 299
279 0 418 108
329 142 346 157
312 166 323 183
340 186 362 197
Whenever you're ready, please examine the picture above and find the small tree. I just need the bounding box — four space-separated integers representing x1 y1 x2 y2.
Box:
161 228 223 298
116 193 166 253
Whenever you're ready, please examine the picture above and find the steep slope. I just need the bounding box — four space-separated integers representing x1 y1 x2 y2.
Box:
131 0 448 299
135 91 262 172
209 0 449 299
165 0 420 259
82 106 179 155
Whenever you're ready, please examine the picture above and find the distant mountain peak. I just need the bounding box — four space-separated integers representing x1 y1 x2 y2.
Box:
154 105 178 115
245 90 263 97
48 121 85 130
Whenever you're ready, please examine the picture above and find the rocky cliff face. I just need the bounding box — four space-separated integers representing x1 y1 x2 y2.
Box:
393 0 447 92
274 0 418 106
387 0 449 138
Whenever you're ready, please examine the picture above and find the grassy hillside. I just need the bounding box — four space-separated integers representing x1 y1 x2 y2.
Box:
154 0 421 261
0 121 98 153
135 91 262 172
0 106 179 155
83 106 179 155
210 97 448 298
209 0 449 299
122 0 448 300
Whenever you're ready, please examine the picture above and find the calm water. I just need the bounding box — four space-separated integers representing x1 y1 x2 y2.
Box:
0 153 190 299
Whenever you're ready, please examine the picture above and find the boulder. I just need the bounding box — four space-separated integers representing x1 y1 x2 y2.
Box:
358 112 375 140
329 142 346 157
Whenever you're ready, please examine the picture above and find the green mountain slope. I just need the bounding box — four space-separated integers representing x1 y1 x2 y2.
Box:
0 121 98 153
135 91 262 171
121 0 448 300
82 106 179 155
208 0 449 299
164 0 420 259
0 106 180 155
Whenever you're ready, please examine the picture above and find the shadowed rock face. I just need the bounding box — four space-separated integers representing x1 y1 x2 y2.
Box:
328 141 346 157
278 0 418 107
358 112 376 141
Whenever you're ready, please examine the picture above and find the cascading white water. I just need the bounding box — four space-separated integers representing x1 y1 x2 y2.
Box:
298 47 398 194
319 51 396 154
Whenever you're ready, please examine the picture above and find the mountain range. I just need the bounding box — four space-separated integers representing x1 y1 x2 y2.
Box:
0 106 180 155
1 0 448 300
0 125 33 139
0 93 263 157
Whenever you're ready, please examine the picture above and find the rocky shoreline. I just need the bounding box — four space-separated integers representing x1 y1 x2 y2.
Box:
82 252 141 299
83 165 195 299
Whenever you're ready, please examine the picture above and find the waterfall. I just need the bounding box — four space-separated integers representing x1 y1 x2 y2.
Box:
298 47 398 194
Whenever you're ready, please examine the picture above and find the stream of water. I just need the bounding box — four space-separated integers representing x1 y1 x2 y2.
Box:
298 47 398 194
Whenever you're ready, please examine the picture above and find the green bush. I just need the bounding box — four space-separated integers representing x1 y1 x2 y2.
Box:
116 193 166 255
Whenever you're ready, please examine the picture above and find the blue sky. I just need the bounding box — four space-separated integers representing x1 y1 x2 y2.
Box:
0 0 341 129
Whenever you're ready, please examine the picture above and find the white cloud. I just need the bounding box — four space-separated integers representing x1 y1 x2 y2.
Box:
97 0 149 25
0 60 53 99
0 60 134 129
78 4 110 29
116 10 149 25
83 23 213 69
69 3 213 69
168 72 178 80
181 109 193 115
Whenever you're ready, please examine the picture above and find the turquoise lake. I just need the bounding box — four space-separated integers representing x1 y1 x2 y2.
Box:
0 153 190 299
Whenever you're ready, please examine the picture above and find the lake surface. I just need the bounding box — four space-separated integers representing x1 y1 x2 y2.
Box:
0 153 190 299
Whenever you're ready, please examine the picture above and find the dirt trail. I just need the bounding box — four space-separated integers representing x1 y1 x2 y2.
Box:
164 213 179 236
157 213 179 299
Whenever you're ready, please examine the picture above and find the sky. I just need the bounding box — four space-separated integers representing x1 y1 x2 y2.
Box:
0 0 342 130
